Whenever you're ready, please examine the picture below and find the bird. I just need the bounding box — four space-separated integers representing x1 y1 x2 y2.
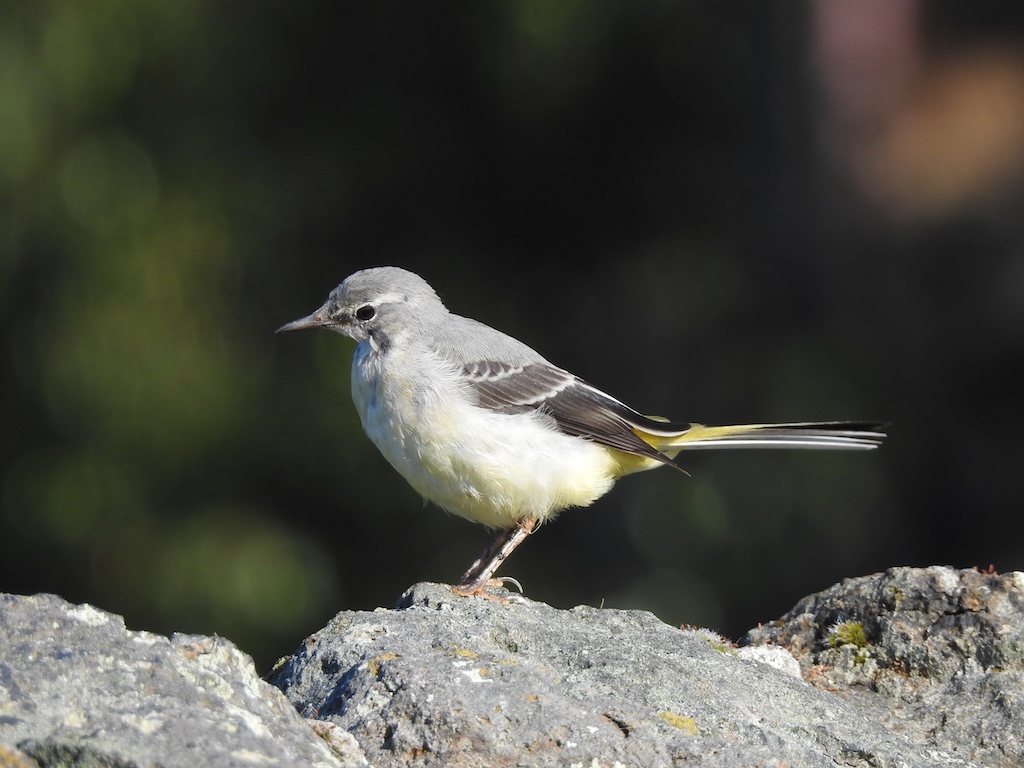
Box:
278 267 886 596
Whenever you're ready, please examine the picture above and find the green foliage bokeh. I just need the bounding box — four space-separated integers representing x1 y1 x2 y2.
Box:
3 1 1024 669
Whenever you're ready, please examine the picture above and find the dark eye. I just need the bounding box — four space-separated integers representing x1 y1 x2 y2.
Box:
355 304 376 321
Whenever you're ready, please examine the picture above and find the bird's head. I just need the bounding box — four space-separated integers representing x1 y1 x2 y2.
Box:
277 266 446 348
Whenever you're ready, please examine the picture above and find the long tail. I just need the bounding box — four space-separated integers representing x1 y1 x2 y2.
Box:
637 420 887 460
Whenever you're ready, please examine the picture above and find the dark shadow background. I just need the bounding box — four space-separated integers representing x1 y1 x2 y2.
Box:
4 1 1024 670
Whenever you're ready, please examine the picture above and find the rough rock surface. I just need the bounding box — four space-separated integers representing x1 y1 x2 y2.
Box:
0 593 359 768
269 577 981 768
745 565 1024 768
4 566 1023 767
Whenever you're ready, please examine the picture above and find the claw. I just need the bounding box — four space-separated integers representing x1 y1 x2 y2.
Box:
450 579 511 603
498 576 524 593
453 517 536 598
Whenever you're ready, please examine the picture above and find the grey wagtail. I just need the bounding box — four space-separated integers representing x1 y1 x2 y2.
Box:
278 267 886 596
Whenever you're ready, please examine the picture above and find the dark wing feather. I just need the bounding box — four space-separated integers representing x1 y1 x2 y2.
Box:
462 361 682 469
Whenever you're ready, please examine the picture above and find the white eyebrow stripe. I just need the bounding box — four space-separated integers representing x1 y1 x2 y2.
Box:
372 292 409 305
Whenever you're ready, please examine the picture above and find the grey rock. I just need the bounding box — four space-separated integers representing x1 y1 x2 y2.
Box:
5 566 1021 767
0 593 358 768
745 565 1024 768
268 580 968 768
0 743 38 768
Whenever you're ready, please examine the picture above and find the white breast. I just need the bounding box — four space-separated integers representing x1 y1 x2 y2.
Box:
350 339 619 528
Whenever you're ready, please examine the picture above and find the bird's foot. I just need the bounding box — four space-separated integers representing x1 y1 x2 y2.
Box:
452 579 508 603
452 517 536 601
451 575 524 601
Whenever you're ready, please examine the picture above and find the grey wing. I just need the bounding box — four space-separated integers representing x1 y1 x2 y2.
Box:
462 360 683 469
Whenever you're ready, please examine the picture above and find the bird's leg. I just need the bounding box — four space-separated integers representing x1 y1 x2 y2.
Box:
453 517 537 596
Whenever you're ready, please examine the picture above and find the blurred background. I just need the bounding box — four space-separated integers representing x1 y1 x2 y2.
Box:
3 0 1024 671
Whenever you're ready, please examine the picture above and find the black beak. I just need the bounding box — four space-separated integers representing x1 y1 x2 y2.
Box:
276 310 333 333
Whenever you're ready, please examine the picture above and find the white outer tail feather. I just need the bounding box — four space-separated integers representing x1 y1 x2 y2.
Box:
666 422 887 452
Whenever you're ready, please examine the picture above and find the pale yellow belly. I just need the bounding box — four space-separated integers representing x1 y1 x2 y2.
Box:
353 351 621 528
